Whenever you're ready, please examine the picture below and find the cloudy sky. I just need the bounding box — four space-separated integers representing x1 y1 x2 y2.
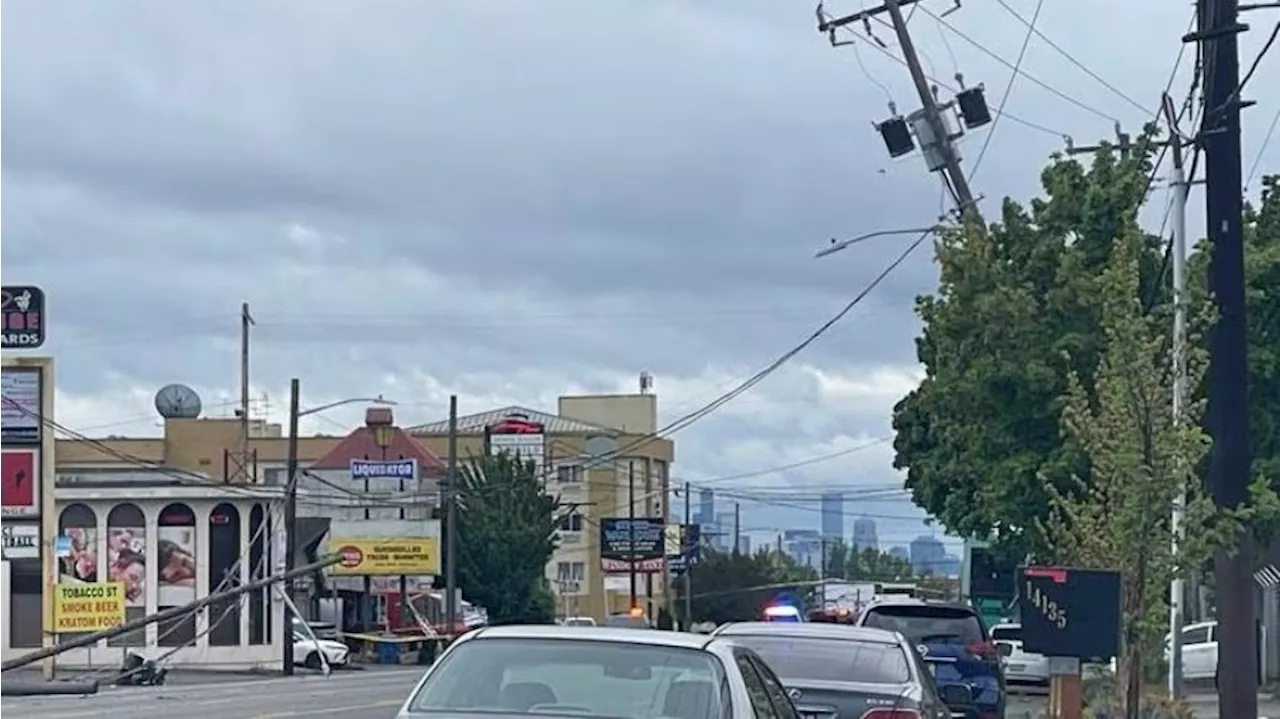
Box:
4 0 1276 553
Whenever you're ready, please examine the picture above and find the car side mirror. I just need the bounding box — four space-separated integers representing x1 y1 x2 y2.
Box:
997 643 1013 658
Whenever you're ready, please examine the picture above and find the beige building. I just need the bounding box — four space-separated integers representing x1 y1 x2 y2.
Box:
53 391 675 624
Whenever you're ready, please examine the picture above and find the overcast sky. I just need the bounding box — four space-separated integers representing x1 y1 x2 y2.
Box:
4 0 1276 550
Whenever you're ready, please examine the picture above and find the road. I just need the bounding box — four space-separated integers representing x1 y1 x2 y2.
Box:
1004 685 1280 718
1 668 424 719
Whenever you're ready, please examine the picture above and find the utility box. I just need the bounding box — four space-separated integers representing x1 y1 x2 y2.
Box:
1019 566 1122 662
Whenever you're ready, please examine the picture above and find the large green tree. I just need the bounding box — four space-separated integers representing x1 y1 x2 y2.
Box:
684 548 815 624
893 133 1280 554
453 452 560 625
824 540 915 581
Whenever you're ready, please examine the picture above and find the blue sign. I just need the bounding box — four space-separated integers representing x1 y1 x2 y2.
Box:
667 524 702 573
349 459 418 480
54 535 72 558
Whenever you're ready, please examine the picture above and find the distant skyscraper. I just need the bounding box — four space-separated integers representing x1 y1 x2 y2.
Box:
697 488 715 526
738 535 752 556
820 492 844 540
782 529 823 569
888 545 910 561
910 535 947 576
852 517 879 552
713 511 735 552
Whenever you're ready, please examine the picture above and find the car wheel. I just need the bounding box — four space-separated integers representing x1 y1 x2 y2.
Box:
303 652 322 670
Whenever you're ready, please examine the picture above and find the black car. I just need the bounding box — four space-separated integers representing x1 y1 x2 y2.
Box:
711 621 955 719
855 598 1005 719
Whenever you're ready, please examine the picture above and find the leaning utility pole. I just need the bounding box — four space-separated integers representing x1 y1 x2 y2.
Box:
1187 0 1254 715
1162 93 1191 701
818 0 989 229
282 378 301 676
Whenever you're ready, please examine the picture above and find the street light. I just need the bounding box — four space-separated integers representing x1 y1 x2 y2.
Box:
814 227 940 259
282 381 396 676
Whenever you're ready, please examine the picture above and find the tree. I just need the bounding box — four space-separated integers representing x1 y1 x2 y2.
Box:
453 452 560 625
823 540 916 581
685 548 815 624
1036 232 1277 716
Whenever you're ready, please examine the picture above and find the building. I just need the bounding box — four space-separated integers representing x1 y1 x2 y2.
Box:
852 517 879 552
737 535 752 556
408 393 673 620
910 534 947 576
782 529 822 570
819 492 844 540
697 488 714 527
888 545 910 561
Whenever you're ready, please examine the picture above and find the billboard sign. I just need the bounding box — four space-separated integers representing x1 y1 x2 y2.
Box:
488 414 546 477
1 369 42 445
600 517 665 573
54 582 126 633
350 459 419 481
1 286 46 349
664 523 702 573
328 537 440 575
2 450 39 517
1019 566 1122 661
2 523 39 559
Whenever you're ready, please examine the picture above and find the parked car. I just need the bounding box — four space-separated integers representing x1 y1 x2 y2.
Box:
856 598 1006 719
990 622 1049 685
293 631 350 670
712 621 955 719
395 624 804 718
560 616 596 627
601 609 653 629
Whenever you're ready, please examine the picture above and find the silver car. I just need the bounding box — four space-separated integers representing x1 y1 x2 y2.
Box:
395 624 803 719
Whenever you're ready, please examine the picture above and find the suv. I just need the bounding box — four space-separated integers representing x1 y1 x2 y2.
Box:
855 597 1005 719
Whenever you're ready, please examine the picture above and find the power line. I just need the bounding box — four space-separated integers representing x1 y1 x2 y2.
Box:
1245 105 1280 191
990 0 1154 116
969 0 1045 181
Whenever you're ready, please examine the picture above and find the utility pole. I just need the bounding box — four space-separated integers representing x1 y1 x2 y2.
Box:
628 461 638 609
234 302 255 483
1187 0 1255 715
818 0 988 229
733 503 741 555
1063 122 1133 158
683 481 692 630
444 396 459 638
1163 93 1191 700
282 378 300 676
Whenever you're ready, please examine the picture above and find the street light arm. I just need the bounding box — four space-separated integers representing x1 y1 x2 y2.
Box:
815 226 941 258
297 395 397 418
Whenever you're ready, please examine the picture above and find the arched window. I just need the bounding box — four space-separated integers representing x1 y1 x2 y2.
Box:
248 503 267 645
156 503 197 647
57 504 99 641
208 503 242 646
106 504 146 646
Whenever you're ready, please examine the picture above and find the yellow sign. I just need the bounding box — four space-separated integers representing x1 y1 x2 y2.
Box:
328 538 439 575
54 582 126 633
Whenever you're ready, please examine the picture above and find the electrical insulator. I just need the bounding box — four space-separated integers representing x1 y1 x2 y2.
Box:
956 85 992 129
877 116 915 158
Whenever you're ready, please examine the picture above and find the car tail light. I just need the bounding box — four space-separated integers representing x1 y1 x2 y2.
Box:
967 640 997 659
859 710 922 719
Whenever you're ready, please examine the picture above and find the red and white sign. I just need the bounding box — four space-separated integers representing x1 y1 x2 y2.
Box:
2 450 39 517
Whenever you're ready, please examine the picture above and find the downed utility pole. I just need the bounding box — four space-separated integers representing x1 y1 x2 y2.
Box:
2 555 342 673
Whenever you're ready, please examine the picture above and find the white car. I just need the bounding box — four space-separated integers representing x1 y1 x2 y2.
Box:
561 616 596 627
992 622 1049 685
294 632 350 670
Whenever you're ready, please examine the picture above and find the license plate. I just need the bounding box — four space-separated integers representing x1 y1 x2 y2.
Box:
1008 663 1025 671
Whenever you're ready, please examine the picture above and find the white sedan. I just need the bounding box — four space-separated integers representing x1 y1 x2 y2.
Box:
992 622 1049 685
294 632 350 670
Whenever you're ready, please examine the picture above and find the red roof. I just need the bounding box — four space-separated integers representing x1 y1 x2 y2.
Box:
308 426 446 474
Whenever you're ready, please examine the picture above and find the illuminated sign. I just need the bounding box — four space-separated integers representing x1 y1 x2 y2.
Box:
0 286 46 349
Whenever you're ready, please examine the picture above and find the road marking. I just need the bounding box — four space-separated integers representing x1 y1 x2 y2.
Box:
249 699 402 718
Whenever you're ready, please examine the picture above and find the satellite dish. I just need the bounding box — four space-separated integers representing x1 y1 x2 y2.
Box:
155 384 202 419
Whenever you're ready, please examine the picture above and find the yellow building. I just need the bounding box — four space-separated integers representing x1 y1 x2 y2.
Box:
52 391 675 624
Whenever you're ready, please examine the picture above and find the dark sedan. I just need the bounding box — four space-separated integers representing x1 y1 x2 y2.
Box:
712 621 954 719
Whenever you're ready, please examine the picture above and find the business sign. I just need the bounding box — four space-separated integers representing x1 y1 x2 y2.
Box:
664 523 702 573
2 450 40 517
1019 566 1122 661
600 517 666 573
0 369 42 444
2 523 39 559
349 459 419 481
53 582 126 633
488 415 546 477
1 286 46 349
328 537 440 575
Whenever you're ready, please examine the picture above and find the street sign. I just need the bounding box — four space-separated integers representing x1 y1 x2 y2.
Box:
1018 566 1121 661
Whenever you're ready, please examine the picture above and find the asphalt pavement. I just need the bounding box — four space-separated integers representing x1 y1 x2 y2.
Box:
1 667 424 719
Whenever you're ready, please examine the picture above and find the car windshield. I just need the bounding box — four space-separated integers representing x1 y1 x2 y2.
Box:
862 606 986 645
731 636 911 684
990 626 1021 642
408 637 730 718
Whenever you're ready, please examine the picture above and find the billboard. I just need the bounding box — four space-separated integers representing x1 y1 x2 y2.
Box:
1019 566 1122 661
1 286 46 349
350 459 419 481
2 449 39 517
54 582 126 633
488 414 546 477
1 369 42 445
600 517 665 573
329 537 440 575
2 523 39 559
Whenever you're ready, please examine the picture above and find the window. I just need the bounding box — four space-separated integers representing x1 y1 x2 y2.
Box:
106 503 146 647
58 504 100 643
733 649 780 719
556 465 583 484
207 503 242 646
862 605 986 645
156 503 197 647
746 653 801 719
990 625 1022 642
558 512 583 532
556 561 586 582
409 637 730 718
1181 625 1211 645
730 636 911 684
